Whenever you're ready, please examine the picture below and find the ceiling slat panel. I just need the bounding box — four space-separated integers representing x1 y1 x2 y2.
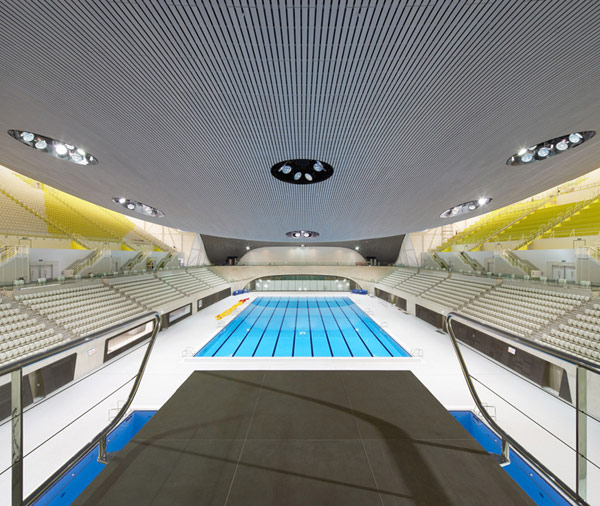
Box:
0 0 599 241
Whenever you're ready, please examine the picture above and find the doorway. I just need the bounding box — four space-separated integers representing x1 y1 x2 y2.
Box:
551 264 576 282
30 264 53 280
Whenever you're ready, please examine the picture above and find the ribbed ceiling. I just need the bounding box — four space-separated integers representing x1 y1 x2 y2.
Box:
0 1 599 241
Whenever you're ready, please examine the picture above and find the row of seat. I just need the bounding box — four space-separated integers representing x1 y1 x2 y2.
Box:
395 273 446 296
188 268 226 287
159 271 211 295
19 283 145 337
461 307 529 337
557 324 600 343
0 322 45 343
541 334 600 361
69 308 147 336
0 328 55 351
570 315 600 332
501 283 589 302
15 284 105 301
111 276 183 308
378 269 416 288
0 296 67 366
420 278 492 308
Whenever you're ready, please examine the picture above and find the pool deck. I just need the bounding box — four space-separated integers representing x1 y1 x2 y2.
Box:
73 370 534 506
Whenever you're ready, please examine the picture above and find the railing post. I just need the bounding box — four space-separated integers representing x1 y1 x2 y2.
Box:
576 366 587 502
98 435 109 464
11 369 23 506
501 438 510 466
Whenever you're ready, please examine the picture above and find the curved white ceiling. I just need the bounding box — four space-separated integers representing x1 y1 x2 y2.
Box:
0 1 599 241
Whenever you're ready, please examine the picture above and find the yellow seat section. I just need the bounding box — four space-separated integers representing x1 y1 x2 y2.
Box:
43 187 135 241
541 197 600 238
0 190 50 236
493 203 572 242
439 201 541 250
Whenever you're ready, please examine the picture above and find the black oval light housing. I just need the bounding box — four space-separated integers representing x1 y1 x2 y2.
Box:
271 159 333 185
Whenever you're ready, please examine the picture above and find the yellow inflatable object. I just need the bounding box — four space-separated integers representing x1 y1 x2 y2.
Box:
216 298 249 320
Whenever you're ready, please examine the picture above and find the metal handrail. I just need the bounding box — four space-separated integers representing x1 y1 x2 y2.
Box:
1 311 160 505
446 312 596 505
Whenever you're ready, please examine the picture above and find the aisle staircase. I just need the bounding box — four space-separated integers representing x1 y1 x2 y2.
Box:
459 251 484 272
499 250 538 276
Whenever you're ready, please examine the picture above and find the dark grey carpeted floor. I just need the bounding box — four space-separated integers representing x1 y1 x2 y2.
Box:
73 370 535 505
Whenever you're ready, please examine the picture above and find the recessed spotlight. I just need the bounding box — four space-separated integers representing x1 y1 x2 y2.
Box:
507 131 595 166
440 198 492 218
54 143 68 156
286 230 319 239
246 246 250 250
113 197 165 218
8 129 98 165
355 246 359 250
556 140 568 151
537 147 550 157
300 244 305 247
569 132 583 144
520 153 533 163
271 159 334 185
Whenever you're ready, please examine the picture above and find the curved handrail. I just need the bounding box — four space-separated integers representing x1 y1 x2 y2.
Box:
0 311 160 506
445 312 593 506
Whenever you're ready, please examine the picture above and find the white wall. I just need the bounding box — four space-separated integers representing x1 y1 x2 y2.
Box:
29 248 89 276
238 246 366 266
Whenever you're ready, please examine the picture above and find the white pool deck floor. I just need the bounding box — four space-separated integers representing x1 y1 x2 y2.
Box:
0 292 598 504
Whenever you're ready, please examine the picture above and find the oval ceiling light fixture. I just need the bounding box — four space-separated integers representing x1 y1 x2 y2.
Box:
271 159 333 185
286 230 320 239
440 198 492 218
8 129 98 165
112 197 165 218
506 131 595 166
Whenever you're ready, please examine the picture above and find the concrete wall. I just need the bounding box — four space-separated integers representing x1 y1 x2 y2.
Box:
210 265 396 292
0 256 28 283
238 246 366 266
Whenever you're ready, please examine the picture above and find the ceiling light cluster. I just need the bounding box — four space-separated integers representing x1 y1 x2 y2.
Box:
271 159 333 185
286 230 320 239
112 197 164 218
507 131 595 166
8 130 98 165
440 197 492 218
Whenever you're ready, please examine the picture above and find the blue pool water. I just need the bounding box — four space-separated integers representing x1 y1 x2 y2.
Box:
196 297 410 357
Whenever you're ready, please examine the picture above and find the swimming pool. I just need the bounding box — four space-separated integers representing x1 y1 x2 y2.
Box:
196 296 410 357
